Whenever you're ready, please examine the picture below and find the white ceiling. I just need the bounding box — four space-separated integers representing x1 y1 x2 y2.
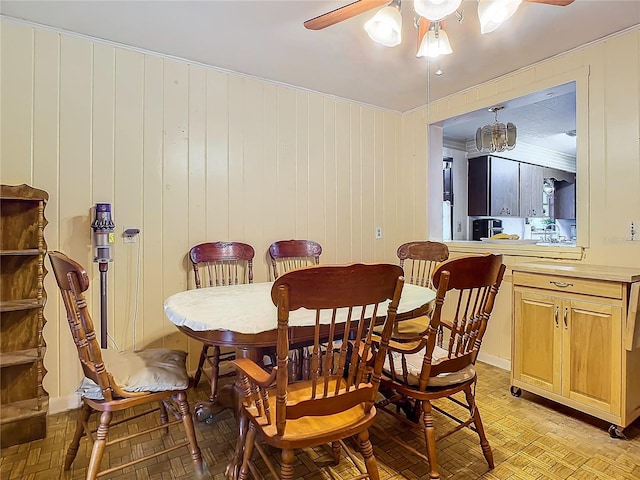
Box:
1 0 639 113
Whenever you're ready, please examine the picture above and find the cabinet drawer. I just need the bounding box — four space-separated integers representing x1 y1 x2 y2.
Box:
513 271 622 299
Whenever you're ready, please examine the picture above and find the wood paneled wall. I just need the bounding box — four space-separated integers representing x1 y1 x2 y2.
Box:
0 20 404 409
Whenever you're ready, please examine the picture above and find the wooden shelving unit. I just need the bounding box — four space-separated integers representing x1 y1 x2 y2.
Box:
0 184 49 448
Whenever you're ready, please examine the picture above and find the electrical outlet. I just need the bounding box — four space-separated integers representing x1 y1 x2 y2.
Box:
375 227 382 239
123 227 140 244
631 221 636 241
457 221 462 233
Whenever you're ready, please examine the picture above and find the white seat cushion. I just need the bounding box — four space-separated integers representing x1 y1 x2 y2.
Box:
383 345 475 388
77 348 189 400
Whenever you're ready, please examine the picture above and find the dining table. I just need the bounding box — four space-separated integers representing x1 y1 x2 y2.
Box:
164 279 436 478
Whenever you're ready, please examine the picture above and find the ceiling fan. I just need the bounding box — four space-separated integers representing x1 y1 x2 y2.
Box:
304 0 575 57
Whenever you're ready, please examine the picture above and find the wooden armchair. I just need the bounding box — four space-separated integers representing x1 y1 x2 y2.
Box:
189 241 255 402
268 239 322 279
48 251 202 480
376 253 505 479
231 263 405 480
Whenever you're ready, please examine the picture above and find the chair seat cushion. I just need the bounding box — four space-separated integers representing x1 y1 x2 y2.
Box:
383 346 475 388
77 349 189 400
373 315 430 340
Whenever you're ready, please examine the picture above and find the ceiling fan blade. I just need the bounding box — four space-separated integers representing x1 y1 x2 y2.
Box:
525 0 575 6
304 0 390 30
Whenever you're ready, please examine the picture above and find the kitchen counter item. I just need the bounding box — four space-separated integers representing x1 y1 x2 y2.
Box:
480 238 538 245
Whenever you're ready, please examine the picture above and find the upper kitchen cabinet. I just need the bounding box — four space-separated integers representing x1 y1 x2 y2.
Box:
468 155 519 217
520 163 544 218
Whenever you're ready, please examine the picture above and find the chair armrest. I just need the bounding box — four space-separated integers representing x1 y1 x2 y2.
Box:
387 338 427 355
231 358 277 388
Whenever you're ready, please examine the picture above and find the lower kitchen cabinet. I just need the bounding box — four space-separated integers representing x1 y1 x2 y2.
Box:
511 263 640 436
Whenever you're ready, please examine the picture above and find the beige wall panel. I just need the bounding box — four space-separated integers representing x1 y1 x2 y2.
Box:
187 65 207 250
511 68 536 90
307 94 326 255
335 100 352 264
1 22 33 183
261 83 279 265
227 76 245 244
477 82 499 102
360 107 375 263
161 59 190 352
399 111 417 243
243 77 268 275
58 34 93 393
350 104 362 261
112 48 144 351
141 56 165 348
383 112 399 263
323 98 337 264
373 111 385 260
295 91 310 244
275 85 298 251
496 77 513 96
205 69 230 243
32 28 61 398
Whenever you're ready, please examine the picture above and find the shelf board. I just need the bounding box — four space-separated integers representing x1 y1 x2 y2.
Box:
0 249 43 256
0 397 48 424
0 298 43 313
0 348 40 368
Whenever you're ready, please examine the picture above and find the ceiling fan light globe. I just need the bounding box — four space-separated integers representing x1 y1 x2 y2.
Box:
414 0 462 21
364 6 402 47
478 0 523 34
416 28 453 58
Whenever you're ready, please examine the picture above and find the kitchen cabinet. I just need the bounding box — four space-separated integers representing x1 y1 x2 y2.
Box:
511 262 640 436
552 180 576 220
468 155 519 217
0 184 49 448
519 162 544 218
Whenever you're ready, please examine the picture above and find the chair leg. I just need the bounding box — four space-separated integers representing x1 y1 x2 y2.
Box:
464 385 494 469
358 429 379 480
194 344 210 387
86 411 112 480
331 441 341 466
280 449 295 480
176 391 204 474
159 399 169 434
421 401 440 479
239 422 257 480
209 345 221 401
64 402 92 470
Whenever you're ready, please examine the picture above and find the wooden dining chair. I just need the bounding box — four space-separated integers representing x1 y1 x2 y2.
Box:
375 241 449 341
189 241 255 401
48 251 202 480
268 239 322 279
230 263 405 480
375 253 505 479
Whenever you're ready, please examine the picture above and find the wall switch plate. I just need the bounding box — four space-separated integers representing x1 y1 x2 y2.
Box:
375 227 382 239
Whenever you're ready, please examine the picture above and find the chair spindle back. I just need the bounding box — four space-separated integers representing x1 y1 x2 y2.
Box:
397 241 449 287
268 239 322 279
189 241 255 288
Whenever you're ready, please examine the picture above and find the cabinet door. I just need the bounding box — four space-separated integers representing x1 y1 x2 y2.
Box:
468 156 489 216
490 156 519 216
519 163 544 218
553 181 576 220
562 298 622 415
513 289 562 394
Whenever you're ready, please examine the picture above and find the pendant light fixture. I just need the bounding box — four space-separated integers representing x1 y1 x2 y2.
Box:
475 105 517 153
364 0 402 47
416 21 453 58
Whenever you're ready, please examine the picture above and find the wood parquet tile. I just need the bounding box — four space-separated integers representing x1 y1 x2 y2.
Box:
1 362 639 479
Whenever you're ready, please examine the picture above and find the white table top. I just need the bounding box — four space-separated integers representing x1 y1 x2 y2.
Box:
164 282 436 335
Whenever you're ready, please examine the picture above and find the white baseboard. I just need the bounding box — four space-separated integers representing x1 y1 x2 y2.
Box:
477 352 511 371
49 394 81 415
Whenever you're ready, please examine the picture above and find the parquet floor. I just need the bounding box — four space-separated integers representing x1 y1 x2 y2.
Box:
2 362 639 479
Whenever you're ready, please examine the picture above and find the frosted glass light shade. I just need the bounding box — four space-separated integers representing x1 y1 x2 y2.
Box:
475 122 517 152
414 0 462 21
478 0 523 34
364 6 402 47
416 28 453 58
